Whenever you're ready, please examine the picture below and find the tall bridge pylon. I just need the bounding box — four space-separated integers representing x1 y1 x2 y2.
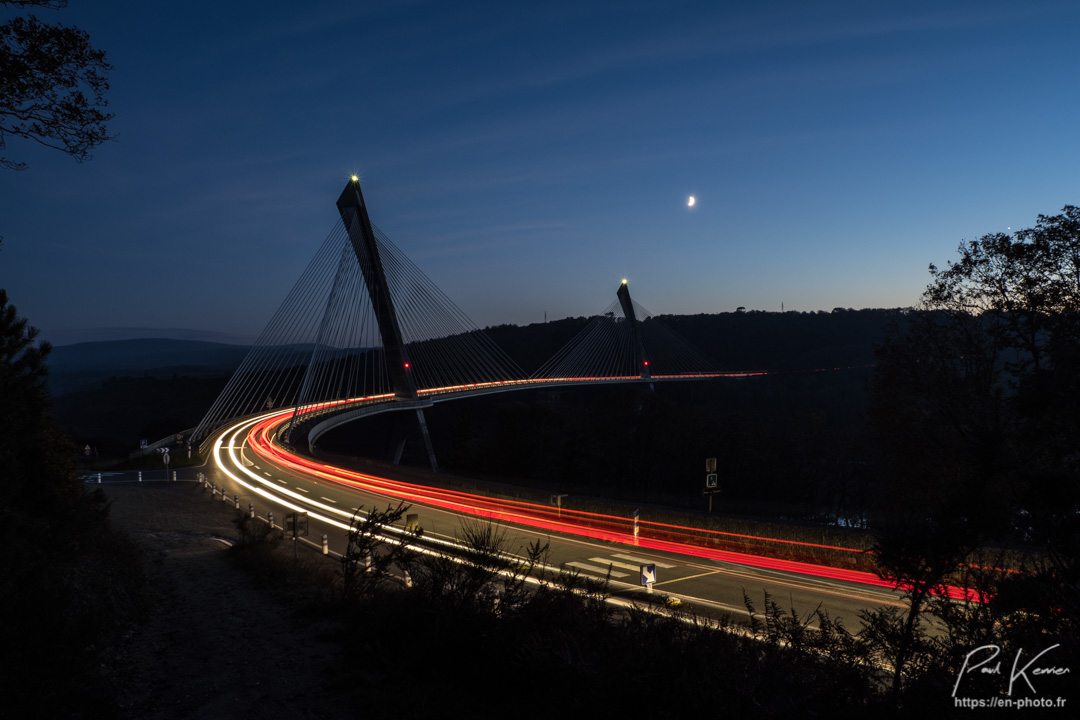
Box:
532 280 719 381
616 280 651 380
192 177 526 466
337 178 416 400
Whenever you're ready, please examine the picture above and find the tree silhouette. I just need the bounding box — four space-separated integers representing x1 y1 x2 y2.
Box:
0 0 113 170
0 288 150 715
869 206 1080 698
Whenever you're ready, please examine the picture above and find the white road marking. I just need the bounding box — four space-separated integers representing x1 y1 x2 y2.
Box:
612 553 675 568
565 561 629 578
295 486 309 493
589 557 653 572
320 496 337 504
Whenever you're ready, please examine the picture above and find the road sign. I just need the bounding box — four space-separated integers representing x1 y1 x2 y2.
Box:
285 511 309 538
702 488 721 496
706 473 718 488
163 452 170 466
640 563 656 586
706 457 717 472
84 444 91 456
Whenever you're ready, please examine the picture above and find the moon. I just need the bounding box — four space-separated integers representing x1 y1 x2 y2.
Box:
687 196 696 207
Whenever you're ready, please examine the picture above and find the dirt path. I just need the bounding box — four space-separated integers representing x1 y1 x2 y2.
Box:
103 481 354 720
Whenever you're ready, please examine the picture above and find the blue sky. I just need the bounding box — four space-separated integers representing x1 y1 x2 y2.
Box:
2 0 1079 345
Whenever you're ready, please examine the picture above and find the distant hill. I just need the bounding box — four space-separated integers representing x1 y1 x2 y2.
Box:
486 308 908 375
49 310 910 461
45 309 908 396
47 339 251 396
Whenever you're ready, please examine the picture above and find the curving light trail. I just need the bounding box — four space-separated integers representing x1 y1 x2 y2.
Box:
224 406 979 603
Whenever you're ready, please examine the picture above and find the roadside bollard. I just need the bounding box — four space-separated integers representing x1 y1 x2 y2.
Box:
234 494 240 509
268 511 274 529
211 482 217 498
321 533 329 555
221 487 227 502
138 471 142 482
249 503 254 519
404 570 412 588
97 472 101 483
172 470 176 482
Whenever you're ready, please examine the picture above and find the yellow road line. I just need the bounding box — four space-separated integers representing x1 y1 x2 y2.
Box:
653 569 723 587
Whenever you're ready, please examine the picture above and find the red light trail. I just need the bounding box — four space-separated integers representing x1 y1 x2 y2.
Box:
244 397 978 602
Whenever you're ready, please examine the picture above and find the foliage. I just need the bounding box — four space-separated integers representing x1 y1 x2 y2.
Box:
0 288 148 715
409 518 543 616
868 206 1080 704
339 502 421 600
0 0 112 170
876 205 1080 542
232 505 281 549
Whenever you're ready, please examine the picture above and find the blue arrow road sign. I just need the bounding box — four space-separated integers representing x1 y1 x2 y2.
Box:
640 563 656 585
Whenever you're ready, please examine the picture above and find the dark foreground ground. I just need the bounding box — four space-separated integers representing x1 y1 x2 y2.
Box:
104 481 353 720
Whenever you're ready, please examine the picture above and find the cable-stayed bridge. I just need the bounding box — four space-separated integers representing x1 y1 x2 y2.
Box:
193 178 758 467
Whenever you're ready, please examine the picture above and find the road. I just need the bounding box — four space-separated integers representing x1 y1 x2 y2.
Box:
193 410 908 626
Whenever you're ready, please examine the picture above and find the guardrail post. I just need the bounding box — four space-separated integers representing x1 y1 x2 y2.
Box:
321 533 328 555
249 503 254 519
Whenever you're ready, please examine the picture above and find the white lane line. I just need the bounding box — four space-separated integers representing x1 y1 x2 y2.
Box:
263 472 272 477
295 486 310 493
275 478 288 485
589 557 654 572
566 561 629 578
612 553 675 568
320 496 337 504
